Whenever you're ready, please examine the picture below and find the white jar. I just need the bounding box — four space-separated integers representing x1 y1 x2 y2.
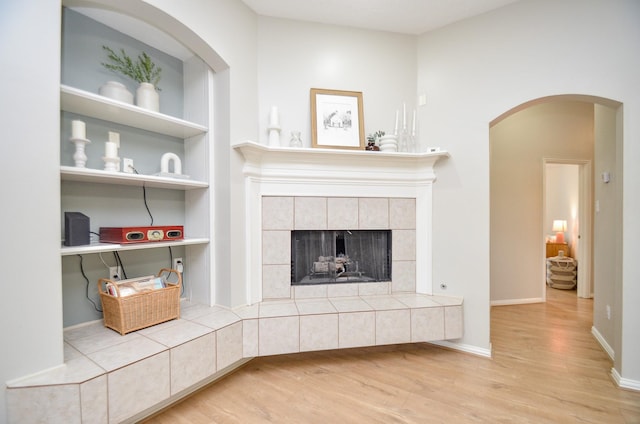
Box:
136 82 160 112
99 81 134 104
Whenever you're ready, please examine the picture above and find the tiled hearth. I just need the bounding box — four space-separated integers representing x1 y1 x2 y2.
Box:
7 144 461 423
7 292 462 423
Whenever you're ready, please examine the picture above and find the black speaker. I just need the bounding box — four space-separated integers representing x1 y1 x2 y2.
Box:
64 212 90 246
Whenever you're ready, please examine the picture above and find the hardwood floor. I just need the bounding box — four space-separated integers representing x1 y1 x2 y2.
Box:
144 289 640 423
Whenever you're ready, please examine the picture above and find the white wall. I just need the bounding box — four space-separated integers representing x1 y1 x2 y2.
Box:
490 101 592 303
256 16 417 148
545 164 579 253
0 1 64 420
418 0 640 381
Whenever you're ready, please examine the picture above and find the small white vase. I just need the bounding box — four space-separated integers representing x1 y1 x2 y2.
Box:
136 82 159 112
99 81 133 104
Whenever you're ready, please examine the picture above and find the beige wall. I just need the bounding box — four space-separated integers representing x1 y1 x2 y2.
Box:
490 101 594 302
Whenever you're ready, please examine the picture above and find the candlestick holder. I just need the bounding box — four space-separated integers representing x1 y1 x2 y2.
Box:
398 130 409 152
103 156 120 172
70 137 91 168
268 126 281 147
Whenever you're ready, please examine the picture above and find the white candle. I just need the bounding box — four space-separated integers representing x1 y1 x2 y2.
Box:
105 141 118 158
412 109 416 136
71 120 86 139
269 106 279 127
402 103 407 131
394 110 399 135
108 131 120 147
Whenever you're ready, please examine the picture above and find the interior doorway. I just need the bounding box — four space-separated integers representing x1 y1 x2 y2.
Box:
543 160 593 299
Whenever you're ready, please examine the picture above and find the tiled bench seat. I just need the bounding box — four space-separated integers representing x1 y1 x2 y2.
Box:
6 293 463 424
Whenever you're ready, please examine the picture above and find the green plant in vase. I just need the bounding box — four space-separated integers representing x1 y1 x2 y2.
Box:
101 46 162 111
366 130 385 151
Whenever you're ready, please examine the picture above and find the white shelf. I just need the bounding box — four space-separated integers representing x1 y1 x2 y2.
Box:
61 85 208 139
61 166 208 190
61 237 210 256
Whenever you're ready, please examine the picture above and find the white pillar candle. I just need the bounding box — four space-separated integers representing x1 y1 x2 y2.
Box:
394 110 399 135
402 103 407 131
108 131 120 147
412 109 416 136
105 141 118 158
71 120 86 139
269 106 279 127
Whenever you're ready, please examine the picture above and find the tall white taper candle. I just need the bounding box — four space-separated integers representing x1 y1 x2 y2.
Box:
71 120 86 139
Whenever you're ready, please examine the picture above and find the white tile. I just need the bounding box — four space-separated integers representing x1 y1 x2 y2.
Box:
64 342 83 361
338 312 375 348
327 283 359 297
108 351 170 424
358 282 390 296
8 355 105 387
262 230 291 264
295 299 337 315
262 196 294 230
293 284 328 299
262 264 293 299
143 320 213 348
361 296 407 311
394 294 441 308
191 309 241 331
411 307 445 342
375 309 411 345
389 198 416 229
259 316 299 356
81 375 108 424
259 300 299 318
392 229 416 261
329 297 373 313
300 314 339 352
327 197 359 229
170 333 216 395
391 261 416 292
431 295 464 306
445 305 464 339
64 320 109 342
179 303 226 320
217 322 244 370
65 324 139 355
7 385 81 424
233 303 260 320
358 198 389 229
87 336 167 372
243 319 259 358
294 197 327 229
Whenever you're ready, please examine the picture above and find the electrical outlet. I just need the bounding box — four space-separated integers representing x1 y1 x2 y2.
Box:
108 266 122 281
606 305 611 320
173 258 183 273
123 158 134 173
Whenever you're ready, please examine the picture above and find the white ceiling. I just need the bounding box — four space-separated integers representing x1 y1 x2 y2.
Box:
240 0 520 34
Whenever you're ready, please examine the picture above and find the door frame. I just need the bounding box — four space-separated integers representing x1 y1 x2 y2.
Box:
543 158 593 299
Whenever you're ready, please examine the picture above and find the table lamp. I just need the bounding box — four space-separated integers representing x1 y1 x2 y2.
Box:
552 220 567 243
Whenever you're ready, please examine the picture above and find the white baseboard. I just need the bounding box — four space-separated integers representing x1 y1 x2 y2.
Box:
490 297 544 306
429 340 492 358
591 326 614 361
611 367 640 392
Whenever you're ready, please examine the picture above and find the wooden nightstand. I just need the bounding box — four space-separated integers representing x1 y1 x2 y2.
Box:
546 242 569 258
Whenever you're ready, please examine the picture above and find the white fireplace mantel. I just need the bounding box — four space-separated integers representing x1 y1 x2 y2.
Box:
232 141 449 304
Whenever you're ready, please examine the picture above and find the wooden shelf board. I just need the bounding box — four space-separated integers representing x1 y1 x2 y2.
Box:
60 166 208 190
61 237 210 256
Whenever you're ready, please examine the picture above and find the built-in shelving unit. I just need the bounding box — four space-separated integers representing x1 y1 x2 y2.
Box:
61 84 208 138
60 165 208 189
61 237 210 256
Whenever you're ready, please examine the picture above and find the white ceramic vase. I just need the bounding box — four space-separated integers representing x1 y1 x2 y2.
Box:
136 82 159 112
99 81 133 104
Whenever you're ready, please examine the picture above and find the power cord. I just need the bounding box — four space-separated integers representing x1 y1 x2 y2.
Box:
113 251 128 279
77 255 102 313
130 166 154 226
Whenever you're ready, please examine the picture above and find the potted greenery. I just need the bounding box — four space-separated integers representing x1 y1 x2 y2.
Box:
101 46 162 111
366 130 384 151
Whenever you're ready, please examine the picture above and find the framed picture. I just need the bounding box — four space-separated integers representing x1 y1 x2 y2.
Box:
310 88 365 150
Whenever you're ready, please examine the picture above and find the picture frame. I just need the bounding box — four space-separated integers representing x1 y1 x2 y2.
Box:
310 88 365 150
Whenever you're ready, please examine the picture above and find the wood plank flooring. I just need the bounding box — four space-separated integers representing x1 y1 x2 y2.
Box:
144 289 640 423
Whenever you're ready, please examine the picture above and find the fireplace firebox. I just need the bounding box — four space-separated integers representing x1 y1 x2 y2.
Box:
291 230 391 285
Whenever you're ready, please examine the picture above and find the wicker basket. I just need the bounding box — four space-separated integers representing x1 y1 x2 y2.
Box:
98 268 181 335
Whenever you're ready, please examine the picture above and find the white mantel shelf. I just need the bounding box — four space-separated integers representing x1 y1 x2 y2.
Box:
232 141 449 186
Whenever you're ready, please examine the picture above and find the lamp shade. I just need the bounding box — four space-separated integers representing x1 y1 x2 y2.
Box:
552 220 567 232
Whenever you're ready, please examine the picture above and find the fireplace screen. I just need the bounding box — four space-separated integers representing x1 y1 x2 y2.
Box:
291 230 391 285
